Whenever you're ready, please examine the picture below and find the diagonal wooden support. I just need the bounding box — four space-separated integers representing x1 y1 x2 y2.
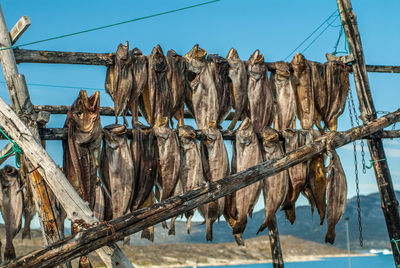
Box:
337 1 400 266
0 5 133 268
4 108 400 268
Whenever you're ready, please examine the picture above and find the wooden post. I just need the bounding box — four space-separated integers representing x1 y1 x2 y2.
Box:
3 108 400 268
0 5 133 268
337 0 400 266
268 217 284 268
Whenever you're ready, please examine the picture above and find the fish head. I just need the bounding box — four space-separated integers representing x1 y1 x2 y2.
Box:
150 45 167 73
184 44 206 74
226 48 240 61
236 117 253 146
116 41 130 61
291 53 307 72
178 125 196 140
131 47 143 56
274 61 291 77
103 124 127 149
248 50 265 80
249 50 264 65
167 49 178 58
70 90 100 133
260 126 279 147
0 165 18 187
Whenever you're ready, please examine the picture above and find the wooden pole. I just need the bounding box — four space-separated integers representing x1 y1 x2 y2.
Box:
337 0 400 266
0 5 133 268
268 217 284 268
3 108 400 268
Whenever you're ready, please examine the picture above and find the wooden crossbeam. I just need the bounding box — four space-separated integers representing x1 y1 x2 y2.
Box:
4 108 400 268
13 48 400 74
10 16 30 45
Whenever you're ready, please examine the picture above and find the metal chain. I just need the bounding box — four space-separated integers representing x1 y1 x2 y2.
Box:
347 93 364 247
348 90 367 174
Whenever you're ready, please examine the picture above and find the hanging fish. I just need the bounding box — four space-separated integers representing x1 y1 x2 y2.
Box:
63 90 101 268
309 61 327 131
325 149 347 244
270 61 296 130
291 53 314 130
226 48 248 130
0 165 23 262
257 126 289 234
200 121 229 241
247 50 274 132
100 124 135 220
18 165 36 240
93 180 107 221
324 58 350 131
130 48 148 124
207 54 232 125
130 122 158 242
184 44 219 129
166 49 186 127
105 41 133 125
229 118 262 245
139 45 172 126
178 125 206 234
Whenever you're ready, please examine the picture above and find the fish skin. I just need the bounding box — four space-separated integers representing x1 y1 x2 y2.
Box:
63 90 102 209
247 50 274 132
130 48 148 124
226 48 248 130
0 165 23 261
166 49 186 127
200 122 229 241
207 54 232 125
325 149 347 244
139 45 172 126
257 126 289 234
281 129 308 208
231 118 263 245
309 61 327 131
154 117 181 202
100 124 135 220
105 41 133 124
93 181 106 221
184 45 219 130
324 59 350 131
291 53 314 130
270 61 297 130
178 125 206 234
130 123 158 212
18 165 35 240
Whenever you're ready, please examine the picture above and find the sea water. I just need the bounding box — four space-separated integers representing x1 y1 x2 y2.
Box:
192 253 394 268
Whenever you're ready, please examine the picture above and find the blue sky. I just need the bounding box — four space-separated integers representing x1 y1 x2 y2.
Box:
0 0 399 228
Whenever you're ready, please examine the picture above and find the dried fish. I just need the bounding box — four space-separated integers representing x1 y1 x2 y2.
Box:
167 49 186 127
324 59 350 131
0 165 23 261
270 61 296 130
291 53 314 130
184 44 219 129
230 118 262 245
200 121 229 241
310 61 327 131
139 45 172 126
207 54 232 125
226 48 248 130
257 126 289 234
100 124 134 220
178 125 206 234
130 48 148 124
19 165 35 240
105 41 133 125
247 50 274 132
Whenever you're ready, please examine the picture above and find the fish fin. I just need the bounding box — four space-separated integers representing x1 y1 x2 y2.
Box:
4 241 16 261
162 221 168 229
186 214 192 235
234 234 245 246
168 217 176 236
79 256 93 268
141 227 154 242
284 206 296 224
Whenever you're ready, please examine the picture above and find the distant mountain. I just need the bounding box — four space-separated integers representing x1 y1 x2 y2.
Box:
128 191 399 250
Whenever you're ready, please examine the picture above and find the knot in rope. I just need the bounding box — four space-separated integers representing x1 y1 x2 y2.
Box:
0 128 23 168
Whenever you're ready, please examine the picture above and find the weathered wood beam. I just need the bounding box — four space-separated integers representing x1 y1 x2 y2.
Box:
0 142 13 165
10 16 30 45
4 108 400 268
13 48 400 73
33 104 235 120
268 217 284 268
0 97 135 268
337 0 400 266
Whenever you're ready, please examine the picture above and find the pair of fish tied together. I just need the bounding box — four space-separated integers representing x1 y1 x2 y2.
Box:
60 42 350 258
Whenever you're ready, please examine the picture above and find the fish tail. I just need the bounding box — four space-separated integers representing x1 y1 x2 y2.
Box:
168 217 176 236
4 240 16 261
233 213 247 235
325 226 336 244
206 218 214 241
234 233 245 246
79 255 93 268
208 201 219 221
186 213 193 235
257 220 269 235
284 206 296 224
141 226 154 242
162 221 168 229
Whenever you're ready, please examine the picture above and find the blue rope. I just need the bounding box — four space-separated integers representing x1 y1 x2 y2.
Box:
0 128 23 168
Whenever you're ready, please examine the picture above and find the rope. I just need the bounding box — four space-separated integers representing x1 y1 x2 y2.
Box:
0 81 104 91
391 238 400 267
0 128 23 168
365 158 387 169
284 10 338 61
0 0 221 51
